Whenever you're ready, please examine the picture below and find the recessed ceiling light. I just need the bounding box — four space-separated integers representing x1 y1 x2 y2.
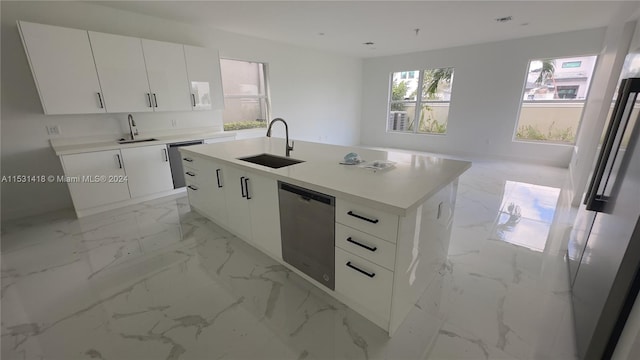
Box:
318 32 325 36
363 42 374 46
521 22 529 26
495 16 513 23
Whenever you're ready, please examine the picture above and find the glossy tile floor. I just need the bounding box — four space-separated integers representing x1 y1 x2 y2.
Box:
1 160 577 359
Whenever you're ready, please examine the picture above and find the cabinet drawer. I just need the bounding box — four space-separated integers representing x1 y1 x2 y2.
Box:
181 154 202 170
335 223 396 271
185 180 207 207
335 247 393 323
336 199 399 243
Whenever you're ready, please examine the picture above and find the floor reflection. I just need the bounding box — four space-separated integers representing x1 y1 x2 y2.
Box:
491 181 561 252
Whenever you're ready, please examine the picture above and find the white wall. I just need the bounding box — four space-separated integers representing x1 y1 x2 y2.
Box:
360 28 606 166
0 1 362 220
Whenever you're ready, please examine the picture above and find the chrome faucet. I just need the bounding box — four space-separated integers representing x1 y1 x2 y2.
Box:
127 114 139 140
266 118 294 157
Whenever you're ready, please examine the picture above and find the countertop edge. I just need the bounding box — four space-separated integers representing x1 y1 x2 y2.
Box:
51 131 236 156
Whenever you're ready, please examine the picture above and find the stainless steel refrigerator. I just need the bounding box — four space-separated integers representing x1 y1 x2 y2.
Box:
569 77 640 359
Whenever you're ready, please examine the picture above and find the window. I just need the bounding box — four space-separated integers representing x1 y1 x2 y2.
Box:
220 59 270 131
515 55 597 143
562 61 582 68
388 67 454 134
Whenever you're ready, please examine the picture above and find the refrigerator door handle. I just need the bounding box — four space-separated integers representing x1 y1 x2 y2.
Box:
585 78 639 212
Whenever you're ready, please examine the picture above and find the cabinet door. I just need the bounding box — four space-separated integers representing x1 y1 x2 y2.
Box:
186 159 228 226
141 39 191 112
205 161 229 225
223 166 252 241
121 145 173 198
184 45 224 110
246 173 282 259
89 31 152 113
18 22 105 115
61 150 130 210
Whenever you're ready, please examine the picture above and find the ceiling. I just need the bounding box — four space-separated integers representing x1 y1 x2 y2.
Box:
96 1 640 58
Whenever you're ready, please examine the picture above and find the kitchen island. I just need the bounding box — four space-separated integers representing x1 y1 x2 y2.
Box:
179 137 471 335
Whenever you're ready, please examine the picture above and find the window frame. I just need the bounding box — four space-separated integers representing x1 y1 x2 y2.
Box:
513 55 598 145
219 58 272 130
387 67 454 135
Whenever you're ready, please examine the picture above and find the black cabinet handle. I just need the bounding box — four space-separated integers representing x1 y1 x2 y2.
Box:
191 93 196 107
240 176 246 198
115 154 123 169
162 148 168 162
187 185 198 191
244 178 251 200
216 169 222 188
153 93 158 108
183 158 193 162
347 211 379 224
346 262 375 278
346 237 377 252
146 93 152 108
97 93 104 109
185 171 195 177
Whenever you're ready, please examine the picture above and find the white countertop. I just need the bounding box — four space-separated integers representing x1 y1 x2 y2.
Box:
50 129 235 156
180 137 471 216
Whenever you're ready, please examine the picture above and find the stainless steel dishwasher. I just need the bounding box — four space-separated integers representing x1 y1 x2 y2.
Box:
278 181 335 290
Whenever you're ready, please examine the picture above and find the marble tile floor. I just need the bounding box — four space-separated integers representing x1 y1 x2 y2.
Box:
1 160 577 360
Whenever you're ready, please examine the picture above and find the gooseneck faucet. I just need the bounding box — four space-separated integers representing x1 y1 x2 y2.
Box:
127 114 139 141
266 118 294 157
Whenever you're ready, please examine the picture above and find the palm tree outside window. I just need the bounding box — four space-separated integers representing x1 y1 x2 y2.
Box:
388 67 455 134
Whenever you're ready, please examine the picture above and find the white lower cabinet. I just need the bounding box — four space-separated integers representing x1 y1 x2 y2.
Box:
335 223 396 271
121 145 173 198
222 166 281 258
247 175 282 259
222 166 253 242
335 247 393 328
184 157 228 226
61 150 130 210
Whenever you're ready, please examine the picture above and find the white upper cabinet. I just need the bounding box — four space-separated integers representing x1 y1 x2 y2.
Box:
18 21 225 115
141 40 192 112
18 21 105 115
184 45 224 110
89 31 153 113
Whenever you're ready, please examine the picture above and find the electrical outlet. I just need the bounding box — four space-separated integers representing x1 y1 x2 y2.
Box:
46 125 61 136
171 119 177 128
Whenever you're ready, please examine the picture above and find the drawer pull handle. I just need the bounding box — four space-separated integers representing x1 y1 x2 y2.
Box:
187 185 198 191
244 177 251 200
216 169 223 188
183 158 193 162
347 211 379 224
346 261 375 278
346 237 377 252
185 171 195 177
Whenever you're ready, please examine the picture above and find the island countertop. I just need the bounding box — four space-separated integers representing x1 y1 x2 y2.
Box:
180 137 471 216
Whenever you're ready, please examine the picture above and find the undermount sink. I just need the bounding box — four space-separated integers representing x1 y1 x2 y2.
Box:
238 153 304 169
117 138 158 144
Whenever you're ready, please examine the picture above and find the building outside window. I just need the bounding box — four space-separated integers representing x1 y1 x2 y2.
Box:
220 59 270 131
388 67 454 134
515 55 597 143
